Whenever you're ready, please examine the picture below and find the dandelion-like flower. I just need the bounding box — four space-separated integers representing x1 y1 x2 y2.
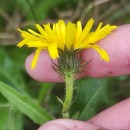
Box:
17 18 117 118
17 18 117 69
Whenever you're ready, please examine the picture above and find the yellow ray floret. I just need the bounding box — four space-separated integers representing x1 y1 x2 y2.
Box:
17 19 117 69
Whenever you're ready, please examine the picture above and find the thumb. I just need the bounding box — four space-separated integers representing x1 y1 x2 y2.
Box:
38 119 108 130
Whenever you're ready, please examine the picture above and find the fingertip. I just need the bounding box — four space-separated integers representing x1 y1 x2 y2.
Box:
81 24 130 78
38 119 108 130
38 123 68 130
25 50 63 82
89 98 130 130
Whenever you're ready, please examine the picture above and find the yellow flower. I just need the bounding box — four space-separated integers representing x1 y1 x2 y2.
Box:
17 18 117 69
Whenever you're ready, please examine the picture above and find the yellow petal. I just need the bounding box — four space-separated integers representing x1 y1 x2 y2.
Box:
75 21 82 43
96 22 102 31
77 18 94 44
55 23 60 39
35 24 49 39
60 23 66 44
43 23 52 34
91 45 110 61
26 41 49 48
17 39 26 47
31 48 41 69
55 23 63 49
87 25 117 43
66 22 76 49
48 43 58 59
53 23 56 32
58 20 65 24
17 28 22 32
28 29 44 38
77 32 93 49
43 23 56 41
20 31 39 40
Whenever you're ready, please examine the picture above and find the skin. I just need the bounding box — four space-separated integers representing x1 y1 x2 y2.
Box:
25 25 130 130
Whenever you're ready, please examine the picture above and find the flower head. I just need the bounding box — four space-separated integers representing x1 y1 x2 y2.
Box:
17 18 117 69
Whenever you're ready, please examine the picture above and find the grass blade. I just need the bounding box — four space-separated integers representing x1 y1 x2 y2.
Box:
0 81 54 125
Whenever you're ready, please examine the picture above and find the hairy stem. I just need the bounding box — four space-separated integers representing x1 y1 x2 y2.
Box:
62 72 74 118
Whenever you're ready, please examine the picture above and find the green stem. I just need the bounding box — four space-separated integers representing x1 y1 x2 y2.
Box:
62 72 74 118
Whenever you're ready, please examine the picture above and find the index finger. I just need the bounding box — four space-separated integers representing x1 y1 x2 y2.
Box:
25 25 130 82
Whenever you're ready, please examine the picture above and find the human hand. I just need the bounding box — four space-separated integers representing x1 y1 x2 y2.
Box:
25 25 130 130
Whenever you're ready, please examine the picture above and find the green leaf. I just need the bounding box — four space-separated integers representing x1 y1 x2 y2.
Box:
0 104 10 130
14 112 23 130
0 68 28 95
0 104 15 130
8 106 15 130
71 78 110 120
38 83 55 103
0 47 29 95
0 81 54 125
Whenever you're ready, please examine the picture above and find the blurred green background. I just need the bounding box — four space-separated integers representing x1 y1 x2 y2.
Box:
0 0 130 130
